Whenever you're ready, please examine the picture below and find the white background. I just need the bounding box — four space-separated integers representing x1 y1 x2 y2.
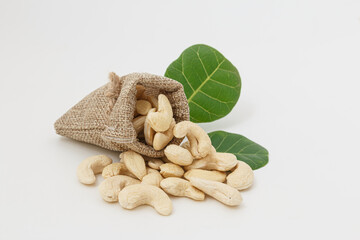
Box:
1 0 360 239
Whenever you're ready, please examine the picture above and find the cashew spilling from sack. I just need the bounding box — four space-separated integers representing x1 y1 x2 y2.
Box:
78 114 259 215
99 175 140 202
135 85 146 99
147 94 173 132
132 116 146 134
164 144 193 166
184 169 226 182
118 184 173 216
77 155 112 184
185 147 238 171
189 177 243 206
132 89 176 150
173 121 212 159
144 108 156 146
159 163 184 178
136 100 152 115
145 95 159 109
226 161 254 190
160 177 205 201
122 151 147 180
139 91 159 109
153 119 175 150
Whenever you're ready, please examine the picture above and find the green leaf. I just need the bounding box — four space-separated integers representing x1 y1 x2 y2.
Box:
208 131 269 170
165 44 241 123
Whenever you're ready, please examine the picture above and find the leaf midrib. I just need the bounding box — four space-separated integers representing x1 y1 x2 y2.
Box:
187 59 226 103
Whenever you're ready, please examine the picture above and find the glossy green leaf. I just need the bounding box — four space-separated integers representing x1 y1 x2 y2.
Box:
165 44 241 123
208 131 268 170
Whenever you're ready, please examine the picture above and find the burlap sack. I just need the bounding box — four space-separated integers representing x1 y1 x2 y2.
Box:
54 72 190 158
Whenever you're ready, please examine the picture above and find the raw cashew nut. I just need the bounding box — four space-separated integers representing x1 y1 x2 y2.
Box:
77 155 112 185
147 167 160 175
140 93 159 109
226 161 254 190
184 169 226 182
153 119 175 150
189 178 242 206
159 163 184 178
102 162 137 179
102 163 123 178
144 108 156 146
164 144 193 166
147 158 164 170
142 170 163 187
122 151 147 180
136 100 152 115
146 94 173 132
118 184 173 216
146 95 159 109
173 121 212 159
185 147 238 171
99 175 140 202
132 116 146 134
136 85 146 99
160 177 205 201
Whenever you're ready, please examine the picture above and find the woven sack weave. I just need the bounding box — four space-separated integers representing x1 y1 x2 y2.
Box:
54 72 190 158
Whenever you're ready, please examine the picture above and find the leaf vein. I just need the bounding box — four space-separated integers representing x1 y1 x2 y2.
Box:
188 59 226 102
181 54 195 92
199 90 236 104
190 101 223 117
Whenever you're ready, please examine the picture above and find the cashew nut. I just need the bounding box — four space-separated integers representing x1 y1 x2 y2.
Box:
189 178 242 206
164 144 193 166
102 162 123 179
146 94 173 132
77 155 112 185
144 108 156 146
226 161 254 190
153 119 175 150
136 100 152 116
132 116 146 134
118 184 173 216
102 162 137 179
160 177 205 201
140 93 159 109
136 85 146 99
184 169 226 182
159 163 184 178
99 175 140 202
142 170 163 187
185 147 238 171
173 121 212 159
147 158 164 170
122 151 147 180
146 95 159 109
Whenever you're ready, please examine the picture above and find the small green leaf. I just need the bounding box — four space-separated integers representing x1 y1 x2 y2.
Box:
165 44 241 123
208 131 269 170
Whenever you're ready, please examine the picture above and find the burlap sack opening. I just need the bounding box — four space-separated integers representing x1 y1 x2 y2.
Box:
54 72 190 158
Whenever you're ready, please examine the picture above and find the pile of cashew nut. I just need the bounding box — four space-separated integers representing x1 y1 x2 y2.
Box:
132 85 175 149
76 92 254 216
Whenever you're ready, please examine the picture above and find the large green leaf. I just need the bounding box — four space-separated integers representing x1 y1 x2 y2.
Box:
208 131 268 170
165 44 241 123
